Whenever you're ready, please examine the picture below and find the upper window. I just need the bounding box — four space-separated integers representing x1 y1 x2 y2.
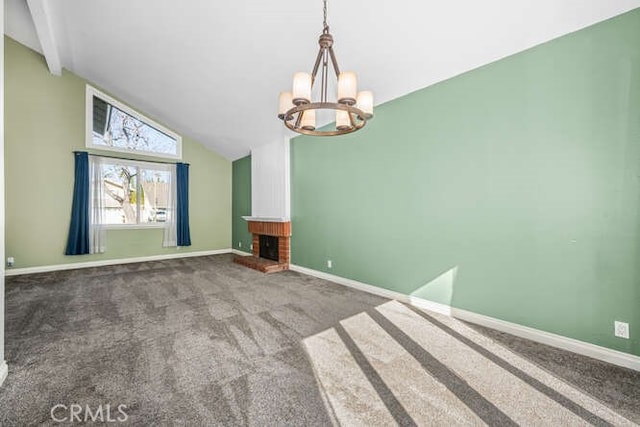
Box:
86 85 182 159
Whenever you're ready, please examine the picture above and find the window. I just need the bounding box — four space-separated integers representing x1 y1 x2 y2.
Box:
98 159 173 227
86 85 182 159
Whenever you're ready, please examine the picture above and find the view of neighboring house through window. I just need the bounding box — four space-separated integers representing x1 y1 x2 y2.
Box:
87 85 182 159
101 161 172 226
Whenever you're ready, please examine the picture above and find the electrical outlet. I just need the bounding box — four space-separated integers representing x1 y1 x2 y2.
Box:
250 244 253 250
7 257 14 267
614 321 630 339
327 260 332 269
238 241 242 248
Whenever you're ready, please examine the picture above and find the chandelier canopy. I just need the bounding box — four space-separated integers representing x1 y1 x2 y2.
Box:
278 0 373 136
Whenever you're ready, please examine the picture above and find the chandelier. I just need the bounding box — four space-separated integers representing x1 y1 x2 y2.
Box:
277 0 373 136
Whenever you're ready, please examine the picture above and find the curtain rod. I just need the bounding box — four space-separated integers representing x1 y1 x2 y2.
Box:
74 151 189 166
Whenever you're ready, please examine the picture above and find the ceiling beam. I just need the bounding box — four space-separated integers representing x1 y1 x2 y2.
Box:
26 0 62 76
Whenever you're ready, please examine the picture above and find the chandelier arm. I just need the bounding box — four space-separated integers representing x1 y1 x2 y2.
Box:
328 47 341 77
294 111 303 129
322 51 329 103
310 48 325 86
348 111 357 128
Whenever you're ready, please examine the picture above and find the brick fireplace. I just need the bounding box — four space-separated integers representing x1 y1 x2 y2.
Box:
233 219 291 273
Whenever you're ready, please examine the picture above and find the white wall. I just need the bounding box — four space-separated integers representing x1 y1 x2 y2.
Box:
251 138 290 220
1 0 8 386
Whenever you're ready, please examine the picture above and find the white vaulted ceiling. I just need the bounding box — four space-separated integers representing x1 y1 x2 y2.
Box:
5 0 640 160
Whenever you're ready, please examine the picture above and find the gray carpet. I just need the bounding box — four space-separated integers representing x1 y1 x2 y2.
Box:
0 254 637 425
469 323 640 424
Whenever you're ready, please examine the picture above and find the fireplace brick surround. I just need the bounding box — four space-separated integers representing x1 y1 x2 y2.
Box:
234 220 291 273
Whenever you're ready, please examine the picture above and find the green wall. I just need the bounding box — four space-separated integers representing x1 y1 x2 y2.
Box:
232 155 252 252
291 10 640 356
4 37 232 269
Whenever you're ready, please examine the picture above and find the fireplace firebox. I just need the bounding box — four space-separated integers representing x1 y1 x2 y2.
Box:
259 235 279 262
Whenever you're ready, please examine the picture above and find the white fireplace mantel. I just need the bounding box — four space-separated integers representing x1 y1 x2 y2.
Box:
242 216 290 223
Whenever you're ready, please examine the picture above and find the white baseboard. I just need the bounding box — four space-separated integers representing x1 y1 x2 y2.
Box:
289 264 640 372
0 361 7 387
5 249 232 276
231 249 252 256
449 308 640 372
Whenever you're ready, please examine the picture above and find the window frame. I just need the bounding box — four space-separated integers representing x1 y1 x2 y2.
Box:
85 85 182 160
98 157 173 230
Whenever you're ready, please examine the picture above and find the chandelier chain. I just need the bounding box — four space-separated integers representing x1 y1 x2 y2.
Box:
322 0 329 33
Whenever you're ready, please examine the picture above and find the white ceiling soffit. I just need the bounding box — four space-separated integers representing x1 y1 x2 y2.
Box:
5 0 640 160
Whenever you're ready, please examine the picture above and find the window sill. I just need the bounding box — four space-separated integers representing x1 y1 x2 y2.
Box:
103 224 166 230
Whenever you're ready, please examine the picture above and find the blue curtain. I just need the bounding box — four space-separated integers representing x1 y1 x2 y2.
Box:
65 152 90 255
176 162 192 246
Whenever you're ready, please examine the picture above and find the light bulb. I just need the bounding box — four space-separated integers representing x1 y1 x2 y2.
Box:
278 92 293 119
336 110 352 130
300 109 316 131
338 72 357 105
292 72 312 105
356 91 374 119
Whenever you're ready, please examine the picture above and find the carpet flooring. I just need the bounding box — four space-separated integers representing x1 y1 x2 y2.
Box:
0 254 637 425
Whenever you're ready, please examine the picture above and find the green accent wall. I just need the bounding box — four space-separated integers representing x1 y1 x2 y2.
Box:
291 10 640 356
232 155 252 251
4 37 232 269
